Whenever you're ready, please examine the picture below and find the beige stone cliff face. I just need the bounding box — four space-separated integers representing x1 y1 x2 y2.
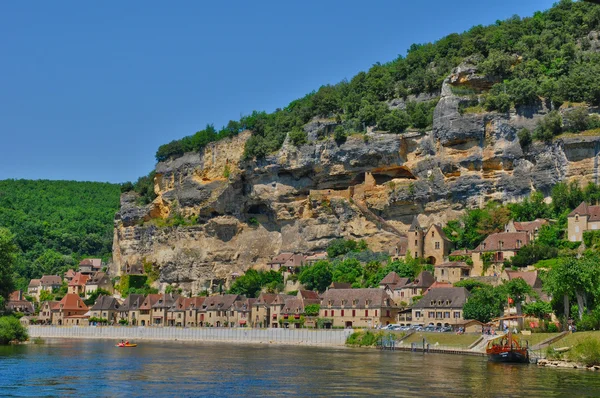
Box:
113 66 600 294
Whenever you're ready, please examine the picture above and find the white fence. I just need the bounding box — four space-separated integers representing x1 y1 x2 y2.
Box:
28 326 352 346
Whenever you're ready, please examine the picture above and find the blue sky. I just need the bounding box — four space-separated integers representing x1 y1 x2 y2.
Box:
0 0 554 183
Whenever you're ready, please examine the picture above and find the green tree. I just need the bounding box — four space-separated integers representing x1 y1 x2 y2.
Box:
38 289 54 303
299 260 332 293
502 278 535 328
523 301 552 319
84 288 113 306
453 279 491 292
0 316 28 344
0 228 17 303
288 128 308 146
463 285 506 323
304 304 320 316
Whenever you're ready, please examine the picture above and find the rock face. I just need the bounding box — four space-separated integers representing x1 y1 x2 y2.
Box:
112 66 600 294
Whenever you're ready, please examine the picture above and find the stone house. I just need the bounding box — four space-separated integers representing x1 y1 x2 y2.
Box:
304 252 327 265
5 291 34 315
252 293 278 328
394 271 435 304
167 296 189 327
567 202 600 242
51 293 89 326
434 261 471 284
233 298 255 327
505 219 548 241
38 275 63 299
151 293 178 326
319 288 398 328
200 294 243 327
410 287 470 328
79 258 102 275
38 300 58 324
379 272 410 305
279 290 321 328
406 218 453 265
267 253 294 271
118 294 145 325
64 269 76 283
27 279 40 299
138 294 162 327
85 272 114 297
184 297 207 327
472 232 529 276
267 294 295 328
68 272 89 295
90 295 121 324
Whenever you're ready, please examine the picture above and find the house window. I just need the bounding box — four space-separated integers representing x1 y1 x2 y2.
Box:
415 240 418 246
517 240 522 248
331 310 335 316
432 231 435 237
415 252 418 258
497 252 503 261
499 241 503 250
324 310 328 317
482 243 486 249
341 310 344 316
435 242 440 250
575 215 579 221
454 312 461 318
428 311 435 318
436 312 442 318
594 224 598 230
365 310 368 317
444 312 450 318
575 226 580 233
415 311 421 318
386 310 390 317
352 310 356 317
375 310 378 316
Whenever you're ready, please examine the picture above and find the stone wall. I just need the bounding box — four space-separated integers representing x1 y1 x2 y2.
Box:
28 326 352 346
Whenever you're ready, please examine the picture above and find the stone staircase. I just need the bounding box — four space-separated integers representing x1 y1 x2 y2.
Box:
530 331 570 351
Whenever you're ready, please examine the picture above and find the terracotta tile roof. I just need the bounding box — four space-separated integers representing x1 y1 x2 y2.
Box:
320 288 396 309
271 294 295 306
412 287 469 309
64 269 76 278
53 293 88 311
284 254 306 268
267 253 294 265
86 272 110 285
568 202 600 221
186 297 206 310
254 293 278 306
329 282 352 289
450 249 472 257
512 219 548 234
9 291 22 301
69 272 90 287
6 300 34 314
28 279 41 287
404 271 435 289
119 294 145 312
40 275 62 287
79 258 102 268
435 261 470 268
505 270 542 289
426 281 454 293
380 272 402 286
475 232 529 252
152 293 178 309
90 295 120 311
202 294 242 311
282 298 305 314
298 290 320 300
139 294 162 310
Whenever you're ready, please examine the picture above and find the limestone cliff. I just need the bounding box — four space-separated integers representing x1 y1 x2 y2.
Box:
112 65 600 294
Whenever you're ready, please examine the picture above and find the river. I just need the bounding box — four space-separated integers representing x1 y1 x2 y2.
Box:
1 339 599 397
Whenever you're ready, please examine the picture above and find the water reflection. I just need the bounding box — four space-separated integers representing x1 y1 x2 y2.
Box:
1 339 600 397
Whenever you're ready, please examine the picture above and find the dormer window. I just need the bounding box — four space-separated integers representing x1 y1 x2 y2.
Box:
575 215 579 221
499 241 503 250
352 299 357 306
482 243 486 250
516 240 522 248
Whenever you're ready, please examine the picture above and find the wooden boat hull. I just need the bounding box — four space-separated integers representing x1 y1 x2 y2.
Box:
488 350 529 363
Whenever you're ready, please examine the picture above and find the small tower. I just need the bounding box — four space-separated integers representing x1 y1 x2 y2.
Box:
407 216 424 259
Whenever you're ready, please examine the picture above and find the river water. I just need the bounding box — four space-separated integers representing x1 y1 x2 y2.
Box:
1 339 599 397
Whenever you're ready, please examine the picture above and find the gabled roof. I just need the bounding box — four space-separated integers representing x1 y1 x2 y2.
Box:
119 294 145 312
202 294 242 311
139 294 162 310
79 258 102 268
329 282 352 289
283 254 306 268
254 293 278 306
86 272 110 285
267 253 294 265
475 232 529 252
40 275 62 287
408 216 421 232
186 297 206 310
505 270 542 289
53 293 88 311
270 294 295 306
404 271 435 289
28 279 41 287
426 281 453 293
321 288 396 309
568 202 600 221
64 269 76 278
90 295 120 311
282 298 305 314
69 272 89 287
412 287 469 309
9 291 22 301
298 290 320 301
380 272 401 286
427 224 450 242
512 219 548 234
152 293 178 309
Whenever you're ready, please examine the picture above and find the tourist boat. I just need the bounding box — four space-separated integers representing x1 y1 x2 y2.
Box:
486 331 529 363
116 342 138 348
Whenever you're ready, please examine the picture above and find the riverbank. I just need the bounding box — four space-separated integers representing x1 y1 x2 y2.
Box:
27 325 352 346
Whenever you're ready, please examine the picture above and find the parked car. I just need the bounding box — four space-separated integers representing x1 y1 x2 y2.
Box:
440 326 453 333
424 325 436 332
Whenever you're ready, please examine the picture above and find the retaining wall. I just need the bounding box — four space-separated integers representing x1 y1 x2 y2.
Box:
28 326 352 346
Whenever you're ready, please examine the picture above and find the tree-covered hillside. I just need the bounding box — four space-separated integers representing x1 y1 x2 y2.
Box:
0 180 121 289
152 0 600 163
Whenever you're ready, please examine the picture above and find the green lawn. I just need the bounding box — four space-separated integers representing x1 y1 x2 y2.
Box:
548 331 600 349
400 332 480 348
521 332 562 347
